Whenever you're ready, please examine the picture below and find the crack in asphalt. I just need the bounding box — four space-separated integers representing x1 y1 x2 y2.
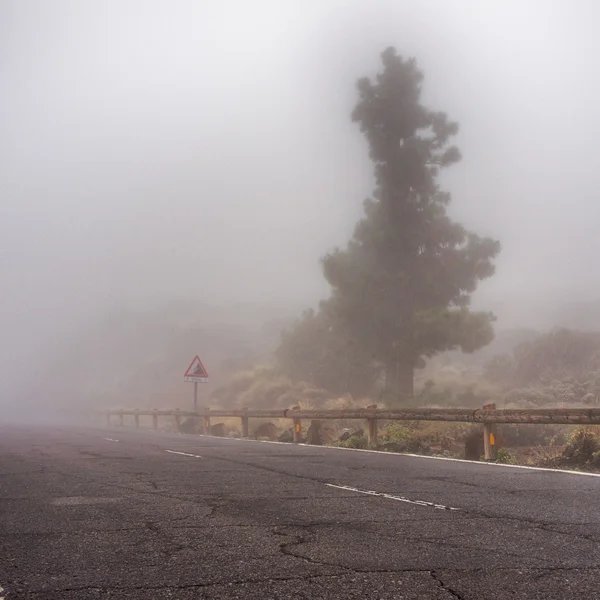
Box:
430 570 466 599
142 521 191 557
14 565 600 596
455 508 600 547
273 527 353 574
271 522 551 572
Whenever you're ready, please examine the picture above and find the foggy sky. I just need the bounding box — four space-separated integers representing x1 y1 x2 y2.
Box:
3 0 600 399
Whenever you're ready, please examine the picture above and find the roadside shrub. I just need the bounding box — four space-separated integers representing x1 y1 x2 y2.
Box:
379 423 434 454
379 423 422 452
526 439 563 467
495 448 516 464
497 424 567 448
377 422 473 456
562 427 600 465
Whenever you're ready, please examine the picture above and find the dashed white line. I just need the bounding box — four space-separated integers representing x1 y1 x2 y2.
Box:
165 449 202 458
326 483 460 511
104 438 119 442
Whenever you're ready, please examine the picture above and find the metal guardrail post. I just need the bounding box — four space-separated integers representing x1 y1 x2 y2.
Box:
367 418 378 447
119 410 124 427
241 409 249 438
152 410 158 431
134 410 140 429
174 409 181 430
106 412 110 426
482 403 497 460
203 408 211 435
366 404 378 447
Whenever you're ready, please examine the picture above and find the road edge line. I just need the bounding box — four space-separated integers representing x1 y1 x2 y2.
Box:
105 428 600 478
192 433 600 478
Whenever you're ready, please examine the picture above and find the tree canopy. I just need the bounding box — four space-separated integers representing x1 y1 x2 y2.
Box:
275 306 380 398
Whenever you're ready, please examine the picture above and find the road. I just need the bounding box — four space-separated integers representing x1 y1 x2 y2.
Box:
1 425 600 599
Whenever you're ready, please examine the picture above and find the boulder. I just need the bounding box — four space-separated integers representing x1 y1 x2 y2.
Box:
464 427 485 460
418 441 433 456
278 429 294 443
179 417 200 434
338 429 366 445
306 420 337 446
210 422 227 437
254 422 279 441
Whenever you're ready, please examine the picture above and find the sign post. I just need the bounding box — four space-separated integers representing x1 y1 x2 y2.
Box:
184 355 209 414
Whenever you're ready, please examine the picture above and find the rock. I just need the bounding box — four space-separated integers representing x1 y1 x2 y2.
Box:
380 442 406 453
306 420 337 446
339 431 351 442
179 417 200 434
418 441 433 455
210 423 227 437
351 429 365 438
464 427 485 460
278 429 294 443
253 422 279 441
306 421 323 445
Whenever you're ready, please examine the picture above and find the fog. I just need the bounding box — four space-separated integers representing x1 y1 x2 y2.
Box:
3 0 600 407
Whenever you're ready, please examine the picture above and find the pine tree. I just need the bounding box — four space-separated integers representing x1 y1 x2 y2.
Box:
321 48 500 403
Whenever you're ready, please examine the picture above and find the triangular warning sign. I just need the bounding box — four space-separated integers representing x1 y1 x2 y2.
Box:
184 355 209 382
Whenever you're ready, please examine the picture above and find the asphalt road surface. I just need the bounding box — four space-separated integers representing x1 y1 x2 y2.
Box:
2 425 600 599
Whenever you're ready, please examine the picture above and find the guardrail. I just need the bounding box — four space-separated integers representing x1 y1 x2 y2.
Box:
104 405 600 460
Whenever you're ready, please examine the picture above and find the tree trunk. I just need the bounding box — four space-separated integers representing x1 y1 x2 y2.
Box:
385 358 414 405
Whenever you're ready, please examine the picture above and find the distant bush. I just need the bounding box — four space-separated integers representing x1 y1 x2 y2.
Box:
413 377 501 409
512 329 600 386
504 380 597 407
211 365 333 409
483 353 515 386
211 366 279 407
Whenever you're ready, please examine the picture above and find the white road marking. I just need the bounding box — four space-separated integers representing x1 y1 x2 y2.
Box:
199 434 600 478
123 429 600 479
104 438 119 442
165 449 202 458
326 483 460 511
0 584 5 600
